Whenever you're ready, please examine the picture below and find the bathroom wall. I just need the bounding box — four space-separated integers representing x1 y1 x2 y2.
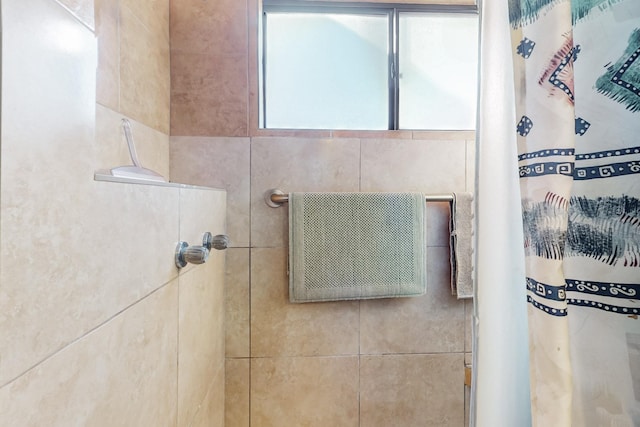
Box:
0 1 226 426
169 0 475 425
172 136 474 426
95 0 170 177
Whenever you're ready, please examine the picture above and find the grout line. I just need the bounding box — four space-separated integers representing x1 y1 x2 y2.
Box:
176 186 182 427
248 137 253 427
116 0 122 114
175 190 182 427
246 352 464 360
246 0 252 137
248 251 253 427
0 277 179 389
358 138 362 192
358 349 361 427
175 271 181 427
176 182 182 427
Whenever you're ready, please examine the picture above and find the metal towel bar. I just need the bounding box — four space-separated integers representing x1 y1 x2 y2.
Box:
265 188 454 208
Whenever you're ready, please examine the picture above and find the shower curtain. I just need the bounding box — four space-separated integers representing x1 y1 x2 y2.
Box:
473 0 531 425
507 0 640 425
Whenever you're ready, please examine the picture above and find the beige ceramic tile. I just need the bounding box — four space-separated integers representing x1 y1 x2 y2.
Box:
250 248 359 357
171 52 248 137
411 130 476 140
465 299 474 353
170 136 250 247
360 247 465 354
0 180 180 383
250 137 361 248
174 197 228 424
170 0 248 55
189 363 225 427
96 105 171 180
360 138 467 194
0 0 179 383
224 249 250 357
90 181 180 289
0 280 179 426
57 0 94 29
427 201 452 247
466 138 476 193
120 6 170 134
251 356 359 427
225 358 250 427
178 186 226 274
178 254 226 427
121 0 169 42
360 354 465 427
95 0 119 110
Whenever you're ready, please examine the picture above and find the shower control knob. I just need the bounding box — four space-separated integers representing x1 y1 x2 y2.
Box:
183 245 209 264
203 232 229 251
175 241 209 268
211 234 229 250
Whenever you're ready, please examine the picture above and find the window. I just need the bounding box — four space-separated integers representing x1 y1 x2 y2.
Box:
260 1 479 131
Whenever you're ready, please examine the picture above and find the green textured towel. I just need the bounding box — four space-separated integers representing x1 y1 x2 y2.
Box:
289 192 427 303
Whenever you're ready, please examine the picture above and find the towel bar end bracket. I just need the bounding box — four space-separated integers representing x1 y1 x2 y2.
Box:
265 188 287 208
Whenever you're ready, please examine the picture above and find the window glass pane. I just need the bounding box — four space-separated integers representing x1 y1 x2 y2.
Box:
264 12 389 129
398 13 478 130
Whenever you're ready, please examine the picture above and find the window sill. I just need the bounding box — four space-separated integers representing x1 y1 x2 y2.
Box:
250 128 476 140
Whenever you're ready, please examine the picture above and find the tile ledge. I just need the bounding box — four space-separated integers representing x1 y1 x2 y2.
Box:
94 170 224 191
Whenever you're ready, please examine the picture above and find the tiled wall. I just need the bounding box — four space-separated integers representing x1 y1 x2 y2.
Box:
96 0 171 135
171 136 474 426
169 0 475 425
0 1 226 426
170 0 250 137
169 0 476 138
95 0 171 177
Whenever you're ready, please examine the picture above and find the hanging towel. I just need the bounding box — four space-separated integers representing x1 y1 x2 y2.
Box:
449 192 474 299
288 192 427 303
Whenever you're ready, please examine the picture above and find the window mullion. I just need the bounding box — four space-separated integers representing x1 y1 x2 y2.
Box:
389 9 399 130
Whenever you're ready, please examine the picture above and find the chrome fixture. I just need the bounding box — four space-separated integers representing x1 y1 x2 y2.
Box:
203 232 230 251
175 241 209 268
265 188 286 208
264 188 455 208
175 232 229 268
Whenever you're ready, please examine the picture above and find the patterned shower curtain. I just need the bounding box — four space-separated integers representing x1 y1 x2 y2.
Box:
507 0 640 425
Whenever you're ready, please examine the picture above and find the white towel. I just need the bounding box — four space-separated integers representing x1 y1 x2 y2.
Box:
289 192 427 303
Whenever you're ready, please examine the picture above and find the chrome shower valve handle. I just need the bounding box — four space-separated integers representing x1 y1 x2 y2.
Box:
175 241 209 268
175 232 229 268
203 232 229 251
